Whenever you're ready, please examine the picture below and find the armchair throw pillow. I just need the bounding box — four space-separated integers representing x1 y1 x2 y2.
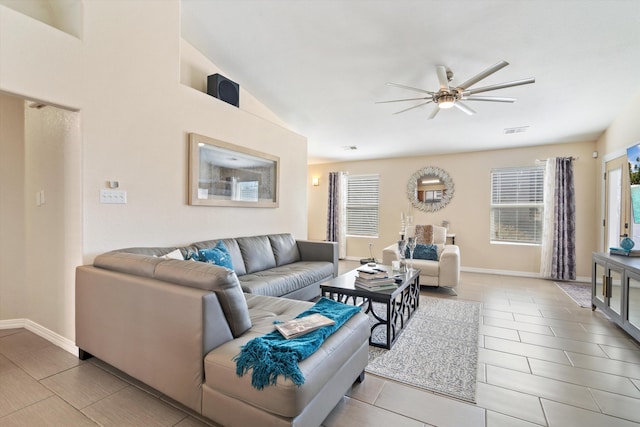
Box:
405 243 439 261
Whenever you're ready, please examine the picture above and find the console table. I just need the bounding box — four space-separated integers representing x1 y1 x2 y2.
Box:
592 252 640 342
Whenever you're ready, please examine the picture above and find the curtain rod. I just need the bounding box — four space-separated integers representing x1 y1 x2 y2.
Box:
535 156 579 164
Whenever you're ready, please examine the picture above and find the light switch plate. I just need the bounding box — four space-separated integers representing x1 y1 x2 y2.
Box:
100 189 127 204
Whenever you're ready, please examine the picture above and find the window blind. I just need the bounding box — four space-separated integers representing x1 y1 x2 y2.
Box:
490 166 544 244
346 174 380 237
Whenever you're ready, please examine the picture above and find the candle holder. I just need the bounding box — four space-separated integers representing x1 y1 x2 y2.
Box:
406 237 417 270
397 239 407 273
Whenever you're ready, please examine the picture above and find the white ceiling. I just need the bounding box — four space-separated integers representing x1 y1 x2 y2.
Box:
181 0 640 164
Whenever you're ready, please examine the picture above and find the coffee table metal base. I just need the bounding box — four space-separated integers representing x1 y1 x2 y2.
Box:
321 268 420 349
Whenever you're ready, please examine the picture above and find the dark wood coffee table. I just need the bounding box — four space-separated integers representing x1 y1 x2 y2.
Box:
320 266 420 349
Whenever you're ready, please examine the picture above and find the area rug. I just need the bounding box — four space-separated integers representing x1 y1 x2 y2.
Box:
555 281 591 308
365 296 480 403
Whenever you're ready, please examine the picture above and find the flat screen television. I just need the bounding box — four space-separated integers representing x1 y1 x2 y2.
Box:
627 143 640 223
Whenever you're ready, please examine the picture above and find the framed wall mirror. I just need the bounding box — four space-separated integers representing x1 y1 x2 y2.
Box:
188 133 279 207
407 166 454 212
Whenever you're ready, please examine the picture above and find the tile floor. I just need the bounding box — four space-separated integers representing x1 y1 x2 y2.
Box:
1 265 640 426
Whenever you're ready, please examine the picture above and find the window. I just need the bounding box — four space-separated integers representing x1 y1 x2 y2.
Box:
490 166 544 244
346 174 380 237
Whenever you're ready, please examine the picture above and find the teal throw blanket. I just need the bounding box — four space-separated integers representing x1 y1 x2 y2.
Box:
234 297 361 390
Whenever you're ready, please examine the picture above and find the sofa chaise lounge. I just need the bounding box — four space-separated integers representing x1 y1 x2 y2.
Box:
75 233 370 426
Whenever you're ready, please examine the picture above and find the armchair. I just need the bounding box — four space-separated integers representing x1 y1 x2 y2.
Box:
382 225 460 293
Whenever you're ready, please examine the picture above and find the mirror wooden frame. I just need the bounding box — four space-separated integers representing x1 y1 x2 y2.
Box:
407 166 454 212
188 133 279 208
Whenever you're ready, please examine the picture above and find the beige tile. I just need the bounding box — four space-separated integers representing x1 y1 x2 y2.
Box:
374 381 485 427
0 368 53 417
345 373 385 404
590 388 640 423
484 336 570 364
478 348 531 373
567 352 640 379
0 329 21 338
41 363 129 409
542 398 640 427
174 416 216 427
323 396 425 427
600 344 640 363
486 410 545 427
0 330 51 359
475 382 546 425
82 386 187 426
89 358 163 397
518 331 608 357
483 317 554 335
0 353 19 375
539 308 611 324
513 313 587 330
508 296 536 304
481 309 515 321
481 303 542 317
580 322 631 336
528 358 640 398
480 324 520 341
477 362 487 383
551 326 639 349
532 296 568 306
0 395 96 426
486 365 599 411
11 343 82 380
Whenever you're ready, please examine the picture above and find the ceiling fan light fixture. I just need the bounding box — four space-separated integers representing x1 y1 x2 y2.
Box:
438 95 456 109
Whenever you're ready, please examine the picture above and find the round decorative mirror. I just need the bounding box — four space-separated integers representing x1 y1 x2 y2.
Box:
407 166 454 212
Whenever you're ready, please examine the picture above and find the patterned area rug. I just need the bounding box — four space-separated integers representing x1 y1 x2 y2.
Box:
555 282 591 308
366 296 480 403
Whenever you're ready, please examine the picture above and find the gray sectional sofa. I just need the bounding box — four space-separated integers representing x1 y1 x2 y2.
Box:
75 233 370 427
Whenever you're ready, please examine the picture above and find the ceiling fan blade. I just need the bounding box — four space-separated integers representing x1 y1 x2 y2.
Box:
464 77 535 95
386 82 435 95
453 101 476 115
435 65 450 90
463 96 516 103
375 96 431 104
393 100 433 115
457 60 509 90
427 106 440 120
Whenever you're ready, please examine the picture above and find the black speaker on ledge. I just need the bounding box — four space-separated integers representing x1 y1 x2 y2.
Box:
207 73 239 107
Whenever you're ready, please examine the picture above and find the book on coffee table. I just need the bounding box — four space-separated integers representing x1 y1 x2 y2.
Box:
275 313 336 339
356 266 388 279
354 281 398 291
354 276 396 286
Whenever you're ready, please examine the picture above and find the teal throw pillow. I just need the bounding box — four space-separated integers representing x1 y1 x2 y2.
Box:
405 244 439 261
198 241 234 269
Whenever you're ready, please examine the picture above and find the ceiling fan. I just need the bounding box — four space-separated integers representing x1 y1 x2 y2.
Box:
377 60 535 119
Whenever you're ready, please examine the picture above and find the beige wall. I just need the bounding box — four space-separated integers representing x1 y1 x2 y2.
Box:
24 103 81 337
309 141 598 279
0 95 26 320
0 1 308 342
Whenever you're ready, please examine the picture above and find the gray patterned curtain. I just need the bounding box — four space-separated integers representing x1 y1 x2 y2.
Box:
541 157 576 280
327 172 339 242
326 172 347 259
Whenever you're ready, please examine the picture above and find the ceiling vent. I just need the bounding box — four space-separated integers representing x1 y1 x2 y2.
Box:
503 126 529 135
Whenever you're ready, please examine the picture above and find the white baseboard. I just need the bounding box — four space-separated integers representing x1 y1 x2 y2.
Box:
0 319 78 357
461 266 590 283
342 259 590 283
